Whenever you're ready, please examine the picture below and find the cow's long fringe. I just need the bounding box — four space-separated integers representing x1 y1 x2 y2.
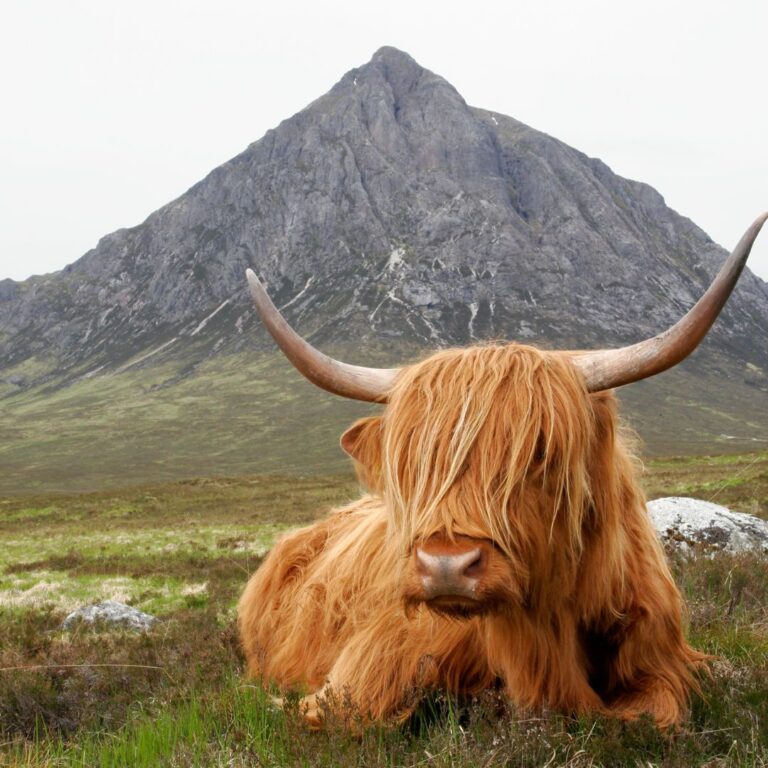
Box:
238 344 705 728
384 346 593 567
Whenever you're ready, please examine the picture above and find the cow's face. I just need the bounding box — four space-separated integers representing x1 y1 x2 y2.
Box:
341 344 616 619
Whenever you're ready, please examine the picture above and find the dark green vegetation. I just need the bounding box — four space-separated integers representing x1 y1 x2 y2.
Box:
1 454 767 766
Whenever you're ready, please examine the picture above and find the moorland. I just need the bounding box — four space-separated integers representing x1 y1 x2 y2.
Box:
1 451 767 766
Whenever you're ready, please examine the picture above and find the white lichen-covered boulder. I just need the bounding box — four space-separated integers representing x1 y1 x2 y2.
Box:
62 600 157 631
648 497 768 554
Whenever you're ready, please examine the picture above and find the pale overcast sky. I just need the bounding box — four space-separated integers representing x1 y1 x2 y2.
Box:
1 0 767 282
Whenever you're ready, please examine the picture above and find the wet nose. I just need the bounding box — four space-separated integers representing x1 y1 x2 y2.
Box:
414 547 486 599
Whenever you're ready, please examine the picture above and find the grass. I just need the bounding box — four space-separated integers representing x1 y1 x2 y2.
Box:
0 351 376 495
644 451 768 518
0 475 356 618
1 458 767 766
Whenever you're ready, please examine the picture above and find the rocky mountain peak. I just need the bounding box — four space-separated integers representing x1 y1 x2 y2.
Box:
356 46 429 91
1 49 767 453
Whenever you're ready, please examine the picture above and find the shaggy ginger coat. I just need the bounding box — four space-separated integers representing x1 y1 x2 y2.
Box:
238 344 705 727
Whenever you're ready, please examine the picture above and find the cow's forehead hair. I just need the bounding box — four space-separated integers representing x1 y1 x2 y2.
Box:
378 343 597 555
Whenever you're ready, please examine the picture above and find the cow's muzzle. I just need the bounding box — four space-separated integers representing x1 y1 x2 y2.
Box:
403 535 507 617
415 546 486 600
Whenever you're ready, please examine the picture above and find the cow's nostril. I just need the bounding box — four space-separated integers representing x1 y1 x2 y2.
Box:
462 549 485 579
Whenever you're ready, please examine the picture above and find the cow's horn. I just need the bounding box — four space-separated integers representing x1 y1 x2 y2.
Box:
571 212 768 392
245 269 399 402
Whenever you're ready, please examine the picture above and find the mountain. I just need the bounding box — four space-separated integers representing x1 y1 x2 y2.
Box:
1 47 767 494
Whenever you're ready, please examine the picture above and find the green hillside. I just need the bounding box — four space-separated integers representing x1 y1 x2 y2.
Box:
1 344 766 495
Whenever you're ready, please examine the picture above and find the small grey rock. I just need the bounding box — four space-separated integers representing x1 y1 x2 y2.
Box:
648 497 768 554
62 600 158 631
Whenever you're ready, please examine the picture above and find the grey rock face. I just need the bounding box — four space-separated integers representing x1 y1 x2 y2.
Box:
62 600 158 631
648 497 768 553
1 46 766 386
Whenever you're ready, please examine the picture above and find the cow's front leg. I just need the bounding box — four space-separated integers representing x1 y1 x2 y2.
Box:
487 611 606 717
300 616 438 726
298 611 491 727
600 606 707 729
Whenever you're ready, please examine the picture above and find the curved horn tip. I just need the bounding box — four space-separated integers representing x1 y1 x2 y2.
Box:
746 210 768 235
245 268 269 301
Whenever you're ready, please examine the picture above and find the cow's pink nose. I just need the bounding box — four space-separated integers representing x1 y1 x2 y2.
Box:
414 547 486 599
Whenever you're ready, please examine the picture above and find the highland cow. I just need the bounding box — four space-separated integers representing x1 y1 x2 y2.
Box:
238 213 767 729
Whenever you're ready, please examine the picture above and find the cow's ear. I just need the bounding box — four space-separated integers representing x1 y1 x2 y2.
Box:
340 416 384 491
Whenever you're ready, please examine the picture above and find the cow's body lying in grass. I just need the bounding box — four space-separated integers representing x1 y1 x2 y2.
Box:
239 346 703 727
